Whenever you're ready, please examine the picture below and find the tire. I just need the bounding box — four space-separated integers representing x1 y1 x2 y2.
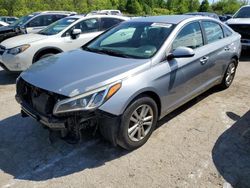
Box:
219 59 237 90
117 96 158 150
36 53 55 62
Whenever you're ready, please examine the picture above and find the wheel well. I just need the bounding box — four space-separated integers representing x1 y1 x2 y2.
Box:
131 91 162 118
231 55 239 67
33 48 62 63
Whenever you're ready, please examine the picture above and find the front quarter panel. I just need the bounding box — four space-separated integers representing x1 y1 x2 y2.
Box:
99 60 173 118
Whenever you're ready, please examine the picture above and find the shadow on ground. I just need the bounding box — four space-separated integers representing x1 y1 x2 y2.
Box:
0 114 128 181
0 70 19 85
0 85 222 182
212 110 250 188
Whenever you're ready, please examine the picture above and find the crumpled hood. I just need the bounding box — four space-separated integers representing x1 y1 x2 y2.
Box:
226 18 250 25
21 49 150 97
1 33 48 48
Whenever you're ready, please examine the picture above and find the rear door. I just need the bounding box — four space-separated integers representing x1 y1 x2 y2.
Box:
62 18 102 51
200 21 232 84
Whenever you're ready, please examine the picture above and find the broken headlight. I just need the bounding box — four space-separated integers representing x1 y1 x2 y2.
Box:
53 82 121 114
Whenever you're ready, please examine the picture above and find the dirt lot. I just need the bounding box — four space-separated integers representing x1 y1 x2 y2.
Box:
0 53 249 188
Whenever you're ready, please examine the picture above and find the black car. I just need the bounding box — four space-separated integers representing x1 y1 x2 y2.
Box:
0 11 76 43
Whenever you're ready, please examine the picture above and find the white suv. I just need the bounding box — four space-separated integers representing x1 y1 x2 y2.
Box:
0 15 129 71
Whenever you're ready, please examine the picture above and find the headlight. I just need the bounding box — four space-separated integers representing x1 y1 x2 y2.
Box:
53 82 122 114
7 44 30 55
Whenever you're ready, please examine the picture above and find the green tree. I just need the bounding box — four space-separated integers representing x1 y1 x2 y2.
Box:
126 0 143 14
188 0 200 12
199 0 210 12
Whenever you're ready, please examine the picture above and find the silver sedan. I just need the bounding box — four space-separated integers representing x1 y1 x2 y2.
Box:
16 15 241 150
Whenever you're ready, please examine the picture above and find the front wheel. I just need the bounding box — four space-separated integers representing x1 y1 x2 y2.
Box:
117 96 158 150
219 59 237 89
38 53 55 61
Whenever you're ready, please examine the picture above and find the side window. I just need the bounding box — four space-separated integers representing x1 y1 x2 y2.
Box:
51 14 66 23
172 22 203 50
43 15 55 26
202 21 224 43
27 16 44 27
74 18 99 33
223 26 233 37
100 18 123 30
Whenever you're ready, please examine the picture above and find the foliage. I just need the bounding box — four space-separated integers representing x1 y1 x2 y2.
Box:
0 0 247 17
199 0 210 12
211 0 248 14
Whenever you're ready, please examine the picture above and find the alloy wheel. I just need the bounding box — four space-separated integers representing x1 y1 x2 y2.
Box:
225 63 236 86
128 104 154 142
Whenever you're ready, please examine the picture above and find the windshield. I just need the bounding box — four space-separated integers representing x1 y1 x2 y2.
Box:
10 15 35 27
234 7 250 18
84 22 175 59
39 17 79 36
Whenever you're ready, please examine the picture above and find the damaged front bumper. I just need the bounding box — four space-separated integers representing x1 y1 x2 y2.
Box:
16 94 121 145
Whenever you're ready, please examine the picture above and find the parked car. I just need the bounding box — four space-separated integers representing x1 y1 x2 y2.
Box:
226 5 250 49
0 21 9 27
16 15 241 150
0 11 76 43
0 15 129 71
186 12 220 20
0 16 18 24
87 10 122 16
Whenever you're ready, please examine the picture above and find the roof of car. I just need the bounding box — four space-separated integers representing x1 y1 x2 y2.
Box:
186 12 218 16
32 11 77 15
131 15 196 24
69 14 129 20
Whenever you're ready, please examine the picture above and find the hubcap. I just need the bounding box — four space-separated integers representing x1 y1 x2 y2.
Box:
225 63 236 85
128 104 153 142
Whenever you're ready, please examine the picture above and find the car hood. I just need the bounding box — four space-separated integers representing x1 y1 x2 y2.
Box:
0 25 15 34
1 33 48 48
21 49 150 97
226 18 250 25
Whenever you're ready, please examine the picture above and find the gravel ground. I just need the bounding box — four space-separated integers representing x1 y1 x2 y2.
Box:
0 53 249 188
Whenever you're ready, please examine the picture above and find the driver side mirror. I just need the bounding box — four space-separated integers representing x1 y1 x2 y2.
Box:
71 29 81 39
167 47 195 60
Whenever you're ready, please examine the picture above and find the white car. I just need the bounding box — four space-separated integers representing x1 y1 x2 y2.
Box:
88 10 122 16
0 15 129 71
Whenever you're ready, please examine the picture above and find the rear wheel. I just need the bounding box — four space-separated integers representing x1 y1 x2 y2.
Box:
219 59 237 89
117 96 158 150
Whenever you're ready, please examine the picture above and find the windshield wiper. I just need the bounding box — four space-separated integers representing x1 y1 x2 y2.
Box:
97 49 132 58
82 47 138 58
82 46 107 54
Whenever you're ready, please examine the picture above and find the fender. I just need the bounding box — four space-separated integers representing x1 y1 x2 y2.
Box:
33 46 64 63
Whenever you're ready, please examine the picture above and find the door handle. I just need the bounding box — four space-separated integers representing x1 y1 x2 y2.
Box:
200 56 209 65
224 47 230 51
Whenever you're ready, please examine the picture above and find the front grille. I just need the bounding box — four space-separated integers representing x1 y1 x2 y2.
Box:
17 78 67 116
228 24 250 39
0 45 5 55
